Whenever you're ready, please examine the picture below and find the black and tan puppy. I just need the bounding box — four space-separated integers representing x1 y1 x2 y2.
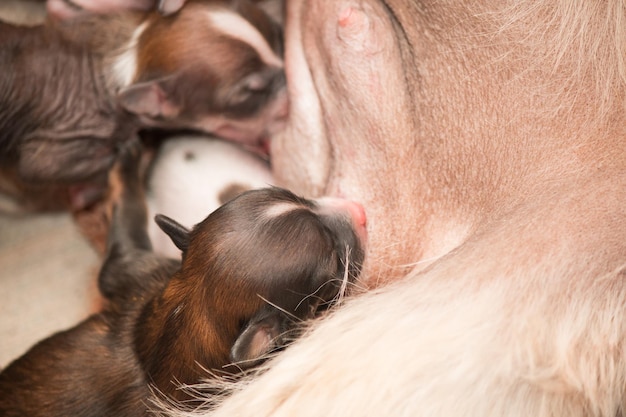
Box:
0 142 366 416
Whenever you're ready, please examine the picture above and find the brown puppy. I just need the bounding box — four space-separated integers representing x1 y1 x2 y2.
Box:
0 0 284 201
0 142 365 416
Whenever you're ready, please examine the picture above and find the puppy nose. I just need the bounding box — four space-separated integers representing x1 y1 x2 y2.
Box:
343 200 367 228
316 197 368 241
273 90 289 119
341 200 367 244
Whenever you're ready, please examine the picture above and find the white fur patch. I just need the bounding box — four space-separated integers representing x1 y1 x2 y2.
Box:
263 202 302 219
111 20 148 88
206 9 283 68
147 136 275 259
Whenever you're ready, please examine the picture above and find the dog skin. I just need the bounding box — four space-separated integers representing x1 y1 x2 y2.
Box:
0 141 366 416
0 0 285 204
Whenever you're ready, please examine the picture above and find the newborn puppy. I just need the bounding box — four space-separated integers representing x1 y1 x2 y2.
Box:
140 188 366 401
0 142 366 416
146 135 275 259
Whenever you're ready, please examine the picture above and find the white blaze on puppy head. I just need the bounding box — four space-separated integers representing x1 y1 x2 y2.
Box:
205 8 283 69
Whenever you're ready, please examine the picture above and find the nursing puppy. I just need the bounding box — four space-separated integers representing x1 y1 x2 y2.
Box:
0 0 285 203
0 142 366 416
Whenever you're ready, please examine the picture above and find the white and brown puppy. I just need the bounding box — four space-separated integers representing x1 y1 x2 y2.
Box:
0 0 284 202
146 135 275 259
0 143 366 416
107 0 286 150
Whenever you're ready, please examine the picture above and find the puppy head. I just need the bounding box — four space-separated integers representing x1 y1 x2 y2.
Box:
118 0 286 152
156 187 366 366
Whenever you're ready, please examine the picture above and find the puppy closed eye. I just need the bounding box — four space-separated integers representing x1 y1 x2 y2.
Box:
244 72 273 93
230 73 272 103
225 69 285 115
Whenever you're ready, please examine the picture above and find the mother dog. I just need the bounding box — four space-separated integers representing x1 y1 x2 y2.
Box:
53 0 626 415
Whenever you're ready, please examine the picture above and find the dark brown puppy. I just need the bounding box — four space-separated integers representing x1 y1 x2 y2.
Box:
0 0 285 206
0 142 365 416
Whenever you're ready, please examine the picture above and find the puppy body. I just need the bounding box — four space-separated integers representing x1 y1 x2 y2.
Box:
146 135 275 259
0 144 365 415
0 143 174 416
0 19 129 184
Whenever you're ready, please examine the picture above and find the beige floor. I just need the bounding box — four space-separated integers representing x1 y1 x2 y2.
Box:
0 210 102 369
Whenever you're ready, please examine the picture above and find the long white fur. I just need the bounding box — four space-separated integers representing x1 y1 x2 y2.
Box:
199 261 626 417
147 135 274 259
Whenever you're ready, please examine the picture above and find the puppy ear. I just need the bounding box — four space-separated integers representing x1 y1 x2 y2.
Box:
230 311 284 368
118 78 181 120
154 214 189 252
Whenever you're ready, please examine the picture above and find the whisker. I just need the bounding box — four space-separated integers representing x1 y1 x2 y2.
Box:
256 295 301 322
